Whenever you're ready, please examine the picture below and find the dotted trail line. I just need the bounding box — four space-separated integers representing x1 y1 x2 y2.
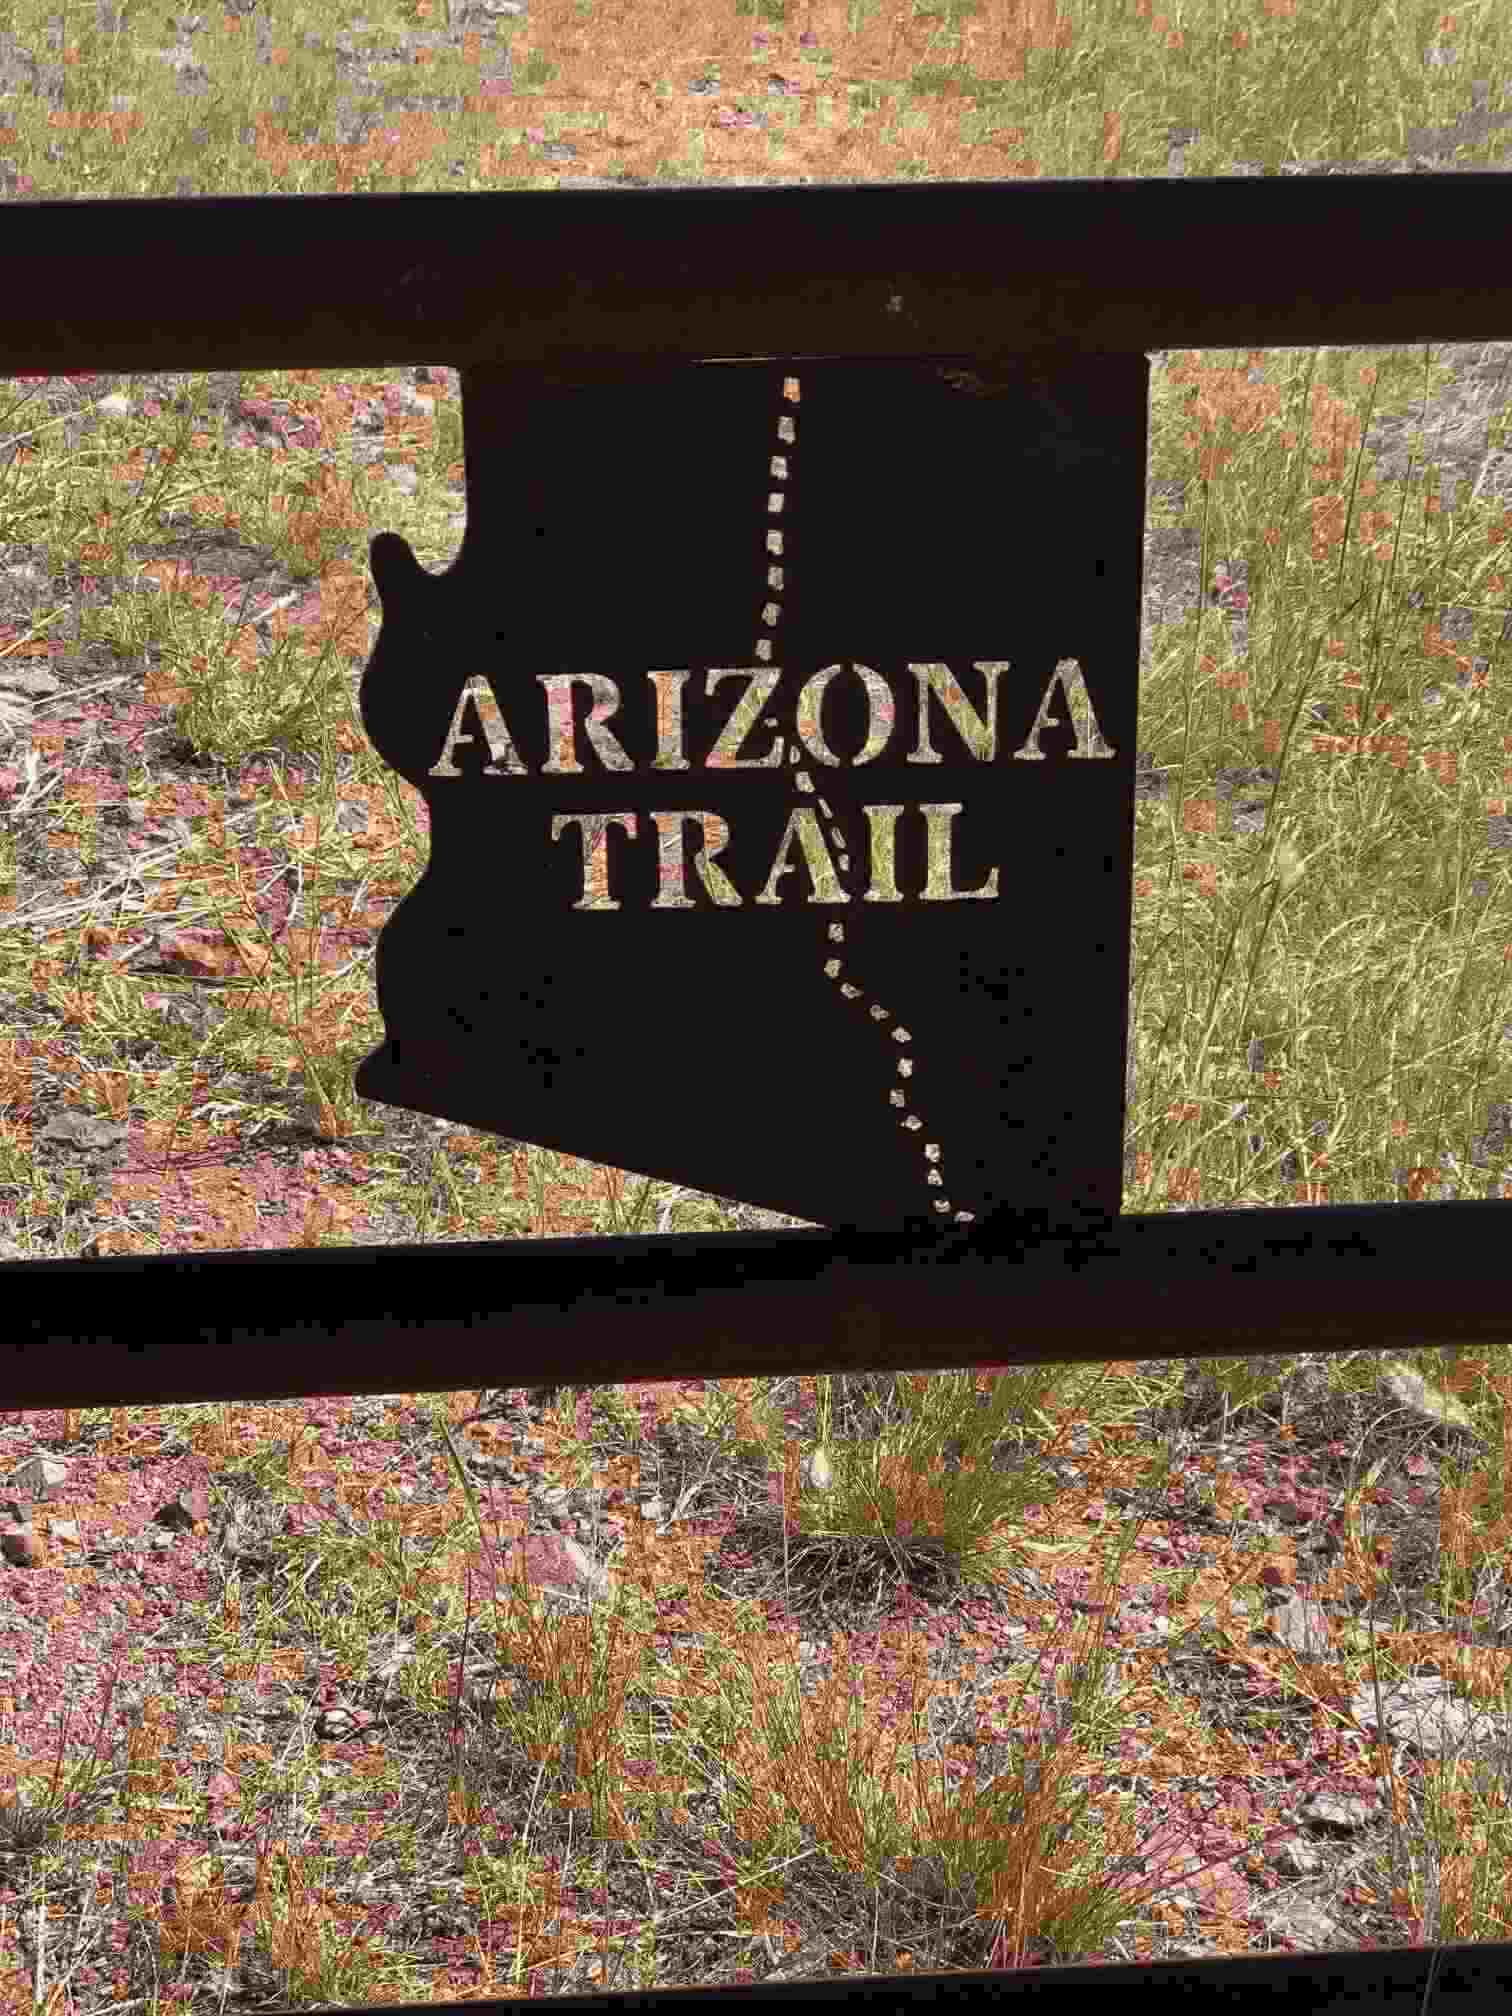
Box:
753 374 975 1228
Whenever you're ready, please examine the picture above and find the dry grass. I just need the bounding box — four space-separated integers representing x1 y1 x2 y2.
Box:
5 1344 1512 2008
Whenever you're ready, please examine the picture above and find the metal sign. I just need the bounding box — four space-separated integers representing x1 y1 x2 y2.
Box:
5 176 1512 1410
354 354 1141 1236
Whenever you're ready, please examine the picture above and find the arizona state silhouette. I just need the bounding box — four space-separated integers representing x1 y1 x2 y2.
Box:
355 354 1146 1244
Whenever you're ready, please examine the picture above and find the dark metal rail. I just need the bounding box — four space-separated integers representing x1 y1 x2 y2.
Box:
3 172 1512 376
5 1199 1512 1412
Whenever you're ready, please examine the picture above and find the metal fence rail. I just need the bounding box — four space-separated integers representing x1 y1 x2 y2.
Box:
3 173 1512 375
6 172 1512 2008
6 1199 1512 1414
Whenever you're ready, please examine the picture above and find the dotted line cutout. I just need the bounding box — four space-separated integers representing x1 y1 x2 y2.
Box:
754 374 975 1227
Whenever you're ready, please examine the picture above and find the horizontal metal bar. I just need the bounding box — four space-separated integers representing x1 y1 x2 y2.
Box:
240 1939 1508 2009
3 173 1511 379
4 1198 1507 1413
